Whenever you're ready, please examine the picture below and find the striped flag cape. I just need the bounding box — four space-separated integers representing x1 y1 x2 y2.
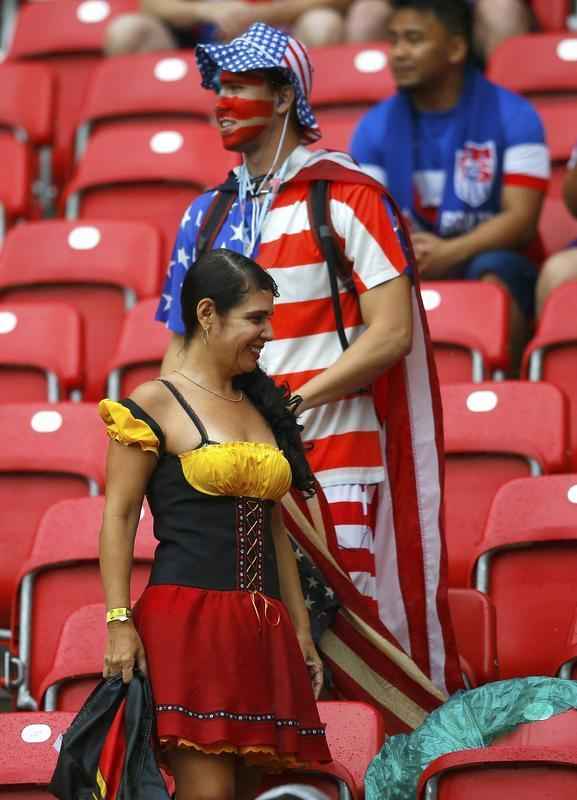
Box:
280 152 463 732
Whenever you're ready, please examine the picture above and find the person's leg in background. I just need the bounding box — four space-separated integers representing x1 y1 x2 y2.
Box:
104 13 178 55
473 0 532 61
536 248 577 318
344 0 392 42
293 0 391 47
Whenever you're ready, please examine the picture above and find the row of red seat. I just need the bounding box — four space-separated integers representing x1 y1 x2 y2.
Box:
4 31 577 246
1 705 577 799
1 475 576 705
1 384 576 694
1 220 575 450
0 701 382 799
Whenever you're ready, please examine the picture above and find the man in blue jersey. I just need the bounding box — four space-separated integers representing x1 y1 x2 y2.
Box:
350 0 549 363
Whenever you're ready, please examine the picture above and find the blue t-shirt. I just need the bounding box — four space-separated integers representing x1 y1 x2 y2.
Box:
350 84 549 236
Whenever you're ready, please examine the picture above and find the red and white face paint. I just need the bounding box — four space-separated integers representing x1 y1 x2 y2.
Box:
215 71 275 150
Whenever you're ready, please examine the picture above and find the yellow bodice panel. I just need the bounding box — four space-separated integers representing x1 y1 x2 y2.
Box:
178 441 292 501
99 399 292 502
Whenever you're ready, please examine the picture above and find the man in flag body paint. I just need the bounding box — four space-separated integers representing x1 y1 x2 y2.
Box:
157 23 462 728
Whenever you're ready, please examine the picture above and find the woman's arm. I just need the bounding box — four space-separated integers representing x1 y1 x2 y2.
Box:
100 440 157 682
271 505 323 698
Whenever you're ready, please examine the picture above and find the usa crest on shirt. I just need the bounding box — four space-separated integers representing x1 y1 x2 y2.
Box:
454 140 497 208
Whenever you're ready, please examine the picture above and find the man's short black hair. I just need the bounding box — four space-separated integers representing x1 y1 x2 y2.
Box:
390 0 473 49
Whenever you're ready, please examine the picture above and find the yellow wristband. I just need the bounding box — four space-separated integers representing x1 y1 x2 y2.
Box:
106 607 133 624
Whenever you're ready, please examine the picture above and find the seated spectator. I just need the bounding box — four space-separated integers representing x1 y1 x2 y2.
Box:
350 0 549 366
104 0 381 54
536 148 577 317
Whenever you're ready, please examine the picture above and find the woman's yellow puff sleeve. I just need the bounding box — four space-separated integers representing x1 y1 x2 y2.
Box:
98 399 160 456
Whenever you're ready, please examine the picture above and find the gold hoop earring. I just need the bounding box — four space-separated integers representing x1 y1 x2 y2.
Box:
202 326 210 345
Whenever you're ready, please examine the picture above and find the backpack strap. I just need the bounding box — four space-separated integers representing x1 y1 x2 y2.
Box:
196 189 236 257
307 179 355 352
307 179 417 353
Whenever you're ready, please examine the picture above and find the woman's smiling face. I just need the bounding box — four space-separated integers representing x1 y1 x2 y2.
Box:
204 286 275 375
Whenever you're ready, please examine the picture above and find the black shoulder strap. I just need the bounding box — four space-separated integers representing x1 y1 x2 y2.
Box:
196 190 236 257
308 179 354 352
157 379 210 445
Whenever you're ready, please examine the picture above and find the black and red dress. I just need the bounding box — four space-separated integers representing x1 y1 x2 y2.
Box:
98 380 330 769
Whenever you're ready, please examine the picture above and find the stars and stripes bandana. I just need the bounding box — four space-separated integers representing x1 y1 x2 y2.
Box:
195 22 321 143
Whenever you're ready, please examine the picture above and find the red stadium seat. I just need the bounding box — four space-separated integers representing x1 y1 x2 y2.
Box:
0 63 54 147
487 34 577 96
417 746 577 799
6 0 138 182
0 220 161 399
310 43 393 151
0 712 75 796
441 382 567 588
531 0 571 33
525 282 577 470
447 589 498 687
7 496 155 711
0 403 107 639
310 43 394 110
0 133 31 240
259 701 384 799
0 304 82 402
498 708 577 748
311 115 362 154
421 281 510 382
75 51 213 159
473 474 577 679
558 605 577 679
106 297 170 399
66 121 237 262
40 603 105 712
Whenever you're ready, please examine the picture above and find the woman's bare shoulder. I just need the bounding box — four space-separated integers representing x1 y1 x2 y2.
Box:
128 380 171 419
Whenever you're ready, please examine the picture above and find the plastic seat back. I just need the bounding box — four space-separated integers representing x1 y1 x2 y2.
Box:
417 746 577 799
66 121 238 262
11 496 155 710
0 133 31 239
0 404 107 633
310 43 393 110
421 281 509 382
441 382 567 587
259 701 384 799
76 51 212 158
39 603 113 711
0 304 82 401
487 34 577 96
447 588 498 686
525 282 577 470
0 63 55 146
7 0 138 182
0 220 161 399
532 0 570 32
106 297 169 399
473 474 577 678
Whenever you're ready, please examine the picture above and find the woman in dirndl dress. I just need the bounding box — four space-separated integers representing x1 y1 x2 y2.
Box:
98 248 331 799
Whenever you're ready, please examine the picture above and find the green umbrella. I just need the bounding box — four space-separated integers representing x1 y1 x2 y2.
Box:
365 676 577 800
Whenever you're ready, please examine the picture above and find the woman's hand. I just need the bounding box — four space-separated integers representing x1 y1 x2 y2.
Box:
103 621 148 684
298 633 324 700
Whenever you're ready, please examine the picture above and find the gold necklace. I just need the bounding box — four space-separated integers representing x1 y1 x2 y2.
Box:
174 371 244 403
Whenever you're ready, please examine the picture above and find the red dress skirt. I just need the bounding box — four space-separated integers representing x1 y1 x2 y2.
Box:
133 584 331 769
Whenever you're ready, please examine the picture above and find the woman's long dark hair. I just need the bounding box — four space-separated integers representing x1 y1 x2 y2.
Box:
181 248 316 496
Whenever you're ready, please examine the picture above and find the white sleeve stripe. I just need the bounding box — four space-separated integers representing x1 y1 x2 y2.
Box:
504 143 551 179
329 197 401 287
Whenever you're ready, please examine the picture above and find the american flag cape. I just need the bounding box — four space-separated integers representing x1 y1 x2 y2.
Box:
277 152 463 732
